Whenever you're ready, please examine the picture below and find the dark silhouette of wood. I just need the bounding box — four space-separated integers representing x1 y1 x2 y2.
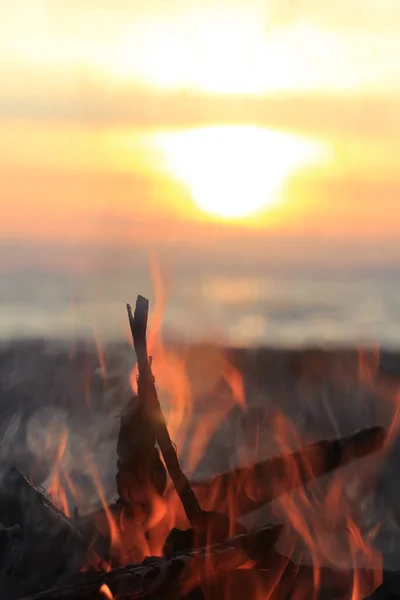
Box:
127 296 203 527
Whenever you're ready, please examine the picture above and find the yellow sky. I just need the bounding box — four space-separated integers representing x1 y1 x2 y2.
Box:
3 0 400 93
1 0 400 270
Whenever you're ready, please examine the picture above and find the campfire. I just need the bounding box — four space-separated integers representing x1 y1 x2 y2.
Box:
0 295 396 599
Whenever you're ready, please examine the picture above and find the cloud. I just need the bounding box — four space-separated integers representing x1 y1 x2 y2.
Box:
2 1 400 105
270 0 400 34
1 70 400 141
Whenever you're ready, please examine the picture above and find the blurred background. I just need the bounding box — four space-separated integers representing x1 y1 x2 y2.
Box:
1 0 400 346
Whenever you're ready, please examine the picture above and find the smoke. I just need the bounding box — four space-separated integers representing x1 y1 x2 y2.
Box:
0 339 135 513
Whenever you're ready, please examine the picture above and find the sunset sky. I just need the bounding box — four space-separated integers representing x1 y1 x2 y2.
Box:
2 0 400 273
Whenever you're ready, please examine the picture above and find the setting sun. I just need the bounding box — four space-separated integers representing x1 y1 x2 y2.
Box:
152 126 328 219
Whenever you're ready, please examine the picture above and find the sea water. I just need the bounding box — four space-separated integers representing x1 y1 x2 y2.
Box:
1 267 400 348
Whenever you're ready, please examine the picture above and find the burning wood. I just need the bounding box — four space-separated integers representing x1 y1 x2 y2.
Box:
0 468 89 598
194 424 387 519
20 524 283 600
126 297 202 527
0 295 392 599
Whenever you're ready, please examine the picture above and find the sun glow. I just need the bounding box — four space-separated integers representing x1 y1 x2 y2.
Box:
152 126 328 220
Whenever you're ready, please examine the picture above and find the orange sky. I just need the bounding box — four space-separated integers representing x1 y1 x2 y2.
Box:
1 0 400 271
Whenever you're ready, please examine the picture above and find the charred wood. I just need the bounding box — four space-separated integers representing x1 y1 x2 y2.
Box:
20 524 282 600
127 297 203 526
80 401 387 562
194 425 387 518
0 468 89 599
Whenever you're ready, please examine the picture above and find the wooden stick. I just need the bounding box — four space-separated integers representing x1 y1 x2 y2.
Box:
193 425 387 518
127 296 203 526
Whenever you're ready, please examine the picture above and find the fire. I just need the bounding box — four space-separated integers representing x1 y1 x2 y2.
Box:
128 258 188 441
84 453 123 562
121 264 251 559
268 410 383 597
93 326 107 380
122 275 387 598
358 346 380 385
45 426 71 517
221 356 246 408
386 392 400 449
27 271 400 600
99 583 113 599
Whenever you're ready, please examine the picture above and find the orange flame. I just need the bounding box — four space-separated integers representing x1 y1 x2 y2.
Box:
99 583 113 599
357 345 381 386
129 254 167 392
93 326 107 380
44 271 399 599
84 452 122 560
45 425 71 517
221 356 246 408
268 409 383 599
